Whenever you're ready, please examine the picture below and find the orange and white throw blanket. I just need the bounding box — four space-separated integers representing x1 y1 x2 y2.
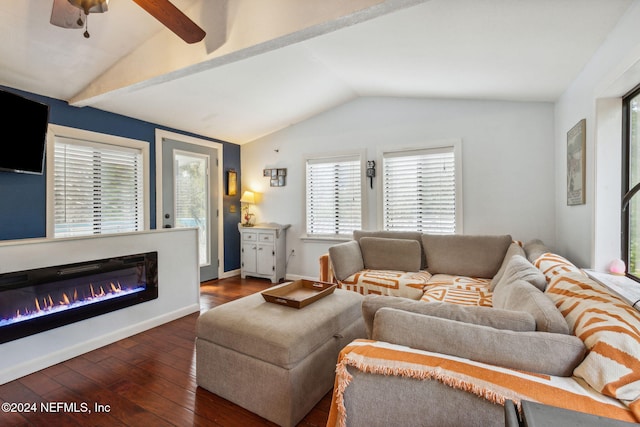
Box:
327 339 637 427
339 269 432 300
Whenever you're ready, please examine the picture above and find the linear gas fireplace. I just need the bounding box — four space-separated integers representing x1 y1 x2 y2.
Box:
0 252 158 344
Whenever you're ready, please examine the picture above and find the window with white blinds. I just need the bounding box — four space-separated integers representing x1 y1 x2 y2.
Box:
53 137 145 237
382 146 459 234
306 155 362 237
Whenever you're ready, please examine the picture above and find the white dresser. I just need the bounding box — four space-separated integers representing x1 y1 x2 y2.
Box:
239 223 290 283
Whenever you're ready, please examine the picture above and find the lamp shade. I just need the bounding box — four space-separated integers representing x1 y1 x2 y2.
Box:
240 191 255 204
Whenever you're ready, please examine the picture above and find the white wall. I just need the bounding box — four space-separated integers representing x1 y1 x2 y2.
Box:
241 96 555 279
0 229 200 384
555 1 640 270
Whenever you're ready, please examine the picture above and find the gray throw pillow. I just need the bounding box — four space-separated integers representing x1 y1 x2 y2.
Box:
493 279 570 334
328 240 364 281
492 254 547 292
361 294 535 339
372 308 586 377
491 242 526 289
421 234 512 278
359 237 421 272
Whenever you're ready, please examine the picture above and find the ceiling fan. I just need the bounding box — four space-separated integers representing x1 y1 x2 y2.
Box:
50 0 206 43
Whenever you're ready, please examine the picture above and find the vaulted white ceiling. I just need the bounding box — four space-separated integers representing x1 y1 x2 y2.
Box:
0 0 634 144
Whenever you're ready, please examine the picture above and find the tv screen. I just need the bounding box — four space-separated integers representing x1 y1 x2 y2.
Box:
0 89 50 175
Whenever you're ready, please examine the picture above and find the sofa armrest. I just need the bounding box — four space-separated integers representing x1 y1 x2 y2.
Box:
373 307 586 377
328 240 365 281
318 253 337 283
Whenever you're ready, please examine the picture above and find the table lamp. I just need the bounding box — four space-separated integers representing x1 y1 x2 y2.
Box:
240 190 256 226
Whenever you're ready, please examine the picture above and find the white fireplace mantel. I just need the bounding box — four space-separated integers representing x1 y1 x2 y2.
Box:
0 228 200 384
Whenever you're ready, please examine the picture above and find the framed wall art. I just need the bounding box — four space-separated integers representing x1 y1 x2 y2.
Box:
567 119 586 206
263 168 287 187
226 169 237 196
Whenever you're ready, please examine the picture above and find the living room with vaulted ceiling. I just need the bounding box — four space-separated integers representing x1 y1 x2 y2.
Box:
1 0 640 425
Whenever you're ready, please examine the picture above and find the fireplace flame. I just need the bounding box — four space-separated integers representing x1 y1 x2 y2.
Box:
24 281 126 317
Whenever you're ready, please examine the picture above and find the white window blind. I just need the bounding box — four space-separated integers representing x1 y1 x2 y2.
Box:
383 147 457 234
53 137 144 237
306 156 362 236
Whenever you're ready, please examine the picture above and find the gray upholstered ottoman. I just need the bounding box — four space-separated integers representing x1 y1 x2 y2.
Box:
195 285 365 427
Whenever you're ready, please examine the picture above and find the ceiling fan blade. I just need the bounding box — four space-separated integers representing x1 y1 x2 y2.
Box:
50 0 84 28
132 0 206 44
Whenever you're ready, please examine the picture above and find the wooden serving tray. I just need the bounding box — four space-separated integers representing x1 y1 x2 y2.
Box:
261 279 337 309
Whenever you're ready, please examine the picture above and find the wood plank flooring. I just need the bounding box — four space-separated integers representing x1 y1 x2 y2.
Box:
0 277 333 427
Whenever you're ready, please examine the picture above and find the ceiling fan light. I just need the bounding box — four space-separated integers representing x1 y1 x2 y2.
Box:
67 0 108 15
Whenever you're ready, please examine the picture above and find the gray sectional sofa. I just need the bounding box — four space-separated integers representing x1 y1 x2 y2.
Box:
321 231 640 426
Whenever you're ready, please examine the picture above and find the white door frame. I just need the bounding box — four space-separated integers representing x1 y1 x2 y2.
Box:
155 129 224 279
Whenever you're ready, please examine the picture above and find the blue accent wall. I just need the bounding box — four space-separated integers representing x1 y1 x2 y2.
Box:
0 86 241 272
223 149 242 272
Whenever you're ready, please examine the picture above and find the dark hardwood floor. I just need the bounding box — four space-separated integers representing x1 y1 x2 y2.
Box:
0 277 333 427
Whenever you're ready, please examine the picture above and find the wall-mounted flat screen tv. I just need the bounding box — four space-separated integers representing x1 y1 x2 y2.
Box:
0 89 50 175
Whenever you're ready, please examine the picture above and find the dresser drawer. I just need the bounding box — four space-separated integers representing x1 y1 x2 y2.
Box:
242 232 257 242
258 233 274 243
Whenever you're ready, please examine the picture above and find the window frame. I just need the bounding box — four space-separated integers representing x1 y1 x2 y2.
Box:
303 151 365 241
46 124 151 238
621 83 640 281
378 139 463 234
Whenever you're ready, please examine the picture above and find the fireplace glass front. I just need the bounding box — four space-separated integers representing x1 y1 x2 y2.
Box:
0 252 158 344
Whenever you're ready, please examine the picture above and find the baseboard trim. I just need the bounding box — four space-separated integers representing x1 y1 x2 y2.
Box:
220 269 241 279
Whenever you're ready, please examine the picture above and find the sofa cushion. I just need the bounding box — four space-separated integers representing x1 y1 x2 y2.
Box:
328 240 364 281
490 242 526 289
354 230 425 269
493 279 570 334
493 254 547 292
545 271 640 418
533 252 584 283
339 269 430 300
420 276 493 307
359 237 421 272
362 294 535 338
421 234 512 278
372 308 586 377
523 239 550 264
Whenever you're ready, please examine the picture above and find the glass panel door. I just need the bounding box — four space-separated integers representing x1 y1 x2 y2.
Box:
174 151 210 267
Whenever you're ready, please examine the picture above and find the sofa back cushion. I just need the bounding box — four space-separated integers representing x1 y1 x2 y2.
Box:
533 252 584 283
354 230 425 268
328 240 365 281
372 307 586 377
492 254 547 292
493 279 570 334
523 239 550 264
491 242 526 289
360 237 421 272
362 294 535 338
545 271 640 418
421 234 512 278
